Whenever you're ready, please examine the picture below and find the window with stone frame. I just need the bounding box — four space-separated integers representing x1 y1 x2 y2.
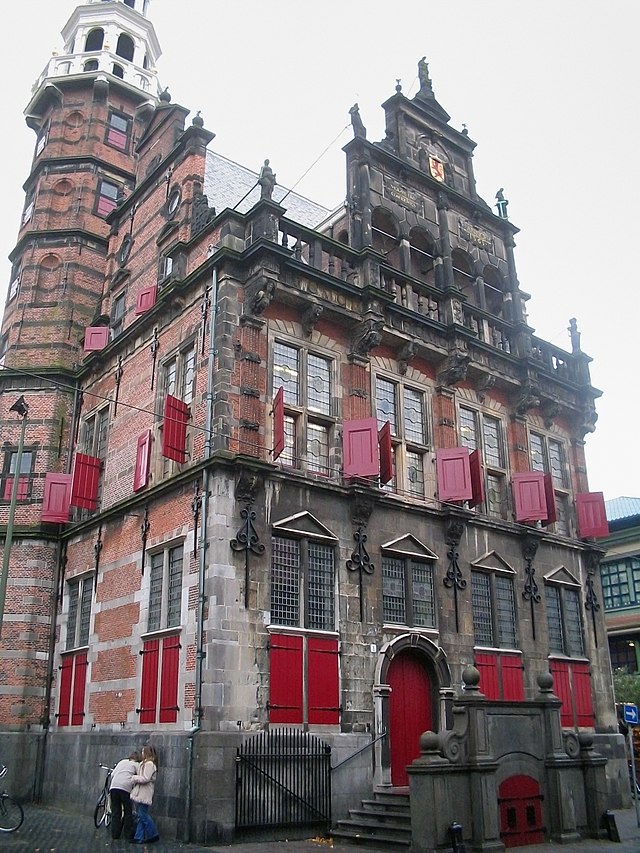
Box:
7 260 21 303
459 406 508 518
471 567 523 700
608 635 639 673
2 447 35 502
35 120 50 158
0 334 7 368
529 431 571 535
545 581 585 658
139 544 183 725
271 535 335 630
111 290 126 338
600 556 640 610
79 406 109 511
147 544 184 632
96 177 120 217
268 519 339 725
66 575 94 650
22 188 36 225
157 342 196 478
382 553 435 628
374 375 429 498
471 569 518 649
272 340 334 476
105 110 131 152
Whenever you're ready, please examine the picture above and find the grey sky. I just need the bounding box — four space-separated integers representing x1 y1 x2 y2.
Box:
1 0 637 500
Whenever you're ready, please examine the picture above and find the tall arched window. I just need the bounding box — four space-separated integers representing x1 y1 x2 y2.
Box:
116 33 135 62
451 249 476 304
409 227 436 284
483 265 505 317
112 63 125 79
372 207 399 266
83 59 99 72
85 28 104 52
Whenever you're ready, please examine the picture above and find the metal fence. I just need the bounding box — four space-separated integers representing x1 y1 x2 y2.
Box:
235 729 331 831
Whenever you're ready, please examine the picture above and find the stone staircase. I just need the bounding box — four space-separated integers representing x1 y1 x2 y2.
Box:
331 790 411 848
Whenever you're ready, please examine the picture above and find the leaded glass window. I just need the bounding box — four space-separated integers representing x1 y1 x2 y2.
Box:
271 535 335 629
472 570 517 649
66 576 94 649
382 555 435 628
147 545 183 632
529 432 571 535
459 406 508 519
545 583 585 657
601 557 640 609
375 377 428 497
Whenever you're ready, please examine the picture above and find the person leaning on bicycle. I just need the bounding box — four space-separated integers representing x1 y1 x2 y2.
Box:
109 751 142 841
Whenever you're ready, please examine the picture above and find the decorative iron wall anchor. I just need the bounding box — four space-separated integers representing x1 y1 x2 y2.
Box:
231 501 265 609
191 480 201 559
140 506 150 574
521 532 541 640
346 527 375 622
443 518 466 633
584 555 601 648
93 524 103 593
150 327 159 390
113 357 123 416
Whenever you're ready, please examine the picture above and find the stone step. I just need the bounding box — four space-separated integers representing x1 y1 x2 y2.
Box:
349 808 410 825
331 825 412 848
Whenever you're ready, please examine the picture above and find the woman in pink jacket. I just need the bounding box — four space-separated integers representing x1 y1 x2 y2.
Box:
130 745 159 844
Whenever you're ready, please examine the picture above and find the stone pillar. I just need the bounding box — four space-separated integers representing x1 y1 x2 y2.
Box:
373 683 392 787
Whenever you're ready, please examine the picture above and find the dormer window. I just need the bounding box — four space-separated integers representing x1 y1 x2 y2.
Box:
83 60 99 72
112 64 125 79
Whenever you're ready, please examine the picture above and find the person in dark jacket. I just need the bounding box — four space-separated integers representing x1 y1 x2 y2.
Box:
109 751 141 841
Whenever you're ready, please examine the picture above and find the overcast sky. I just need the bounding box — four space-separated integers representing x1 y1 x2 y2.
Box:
1 0 638 501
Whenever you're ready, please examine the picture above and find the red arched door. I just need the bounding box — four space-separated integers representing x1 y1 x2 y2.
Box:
499 775 545 847
387 652 433 786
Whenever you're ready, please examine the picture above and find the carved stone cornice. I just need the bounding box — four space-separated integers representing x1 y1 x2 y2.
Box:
437 345 470 388
301 302 323 338
515 379 541 415
245 274 276 316
397 338 419 375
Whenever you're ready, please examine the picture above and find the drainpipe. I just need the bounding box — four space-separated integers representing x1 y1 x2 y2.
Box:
185 266 218 841
34 381 82 802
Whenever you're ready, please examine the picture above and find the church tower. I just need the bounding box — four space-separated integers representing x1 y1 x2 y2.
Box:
0 0 161 728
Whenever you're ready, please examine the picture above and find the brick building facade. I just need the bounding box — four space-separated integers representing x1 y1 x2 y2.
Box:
0 1 628 847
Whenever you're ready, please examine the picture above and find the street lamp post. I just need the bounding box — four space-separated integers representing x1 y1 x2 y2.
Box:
0 395 29 639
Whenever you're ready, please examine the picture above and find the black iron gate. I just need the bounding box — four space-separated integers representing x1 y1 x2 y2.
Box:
235 729 331 831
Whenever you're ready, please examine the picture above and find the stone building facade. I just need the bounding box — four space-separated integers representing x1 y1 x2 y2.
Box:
0 0 627 848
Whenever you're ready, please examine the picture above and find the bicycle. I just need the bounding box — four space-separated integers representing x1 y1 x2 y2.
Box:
0 765 24 832
94 763 114 828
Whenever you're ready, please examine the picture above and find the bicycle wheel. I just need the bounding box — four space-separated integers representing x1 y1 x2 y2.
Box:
0 794 24 832
94 791 108 828
105 793 112 827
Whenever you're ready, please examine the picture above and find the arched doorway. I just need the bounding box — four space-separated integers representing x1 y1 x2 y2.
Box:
387 651 433 786
498 775 545 847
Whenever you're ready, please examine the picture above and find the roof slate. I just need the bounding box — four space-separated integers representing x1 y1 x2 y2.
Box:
203 151 331 229
605 496 640 522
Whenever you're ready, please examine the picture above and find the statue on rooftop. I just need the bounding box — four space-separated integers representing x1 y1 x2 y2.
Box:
349 103 367 139
418 56 433 94
258 159 276 200
495 188 509 219
568 317 581 353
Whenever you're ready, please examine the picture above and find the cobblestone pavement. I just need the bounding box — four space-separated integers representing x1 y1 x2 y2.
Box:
1 803 639 853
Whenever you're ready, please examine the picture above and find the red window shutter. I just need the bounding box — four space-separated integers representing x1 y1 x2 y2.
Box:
135 284 158 315
343 418 379 478
3 476 29 501
97 195 117 217
84 326 110 352
139 639 160 724
272 387 285 460
468 449 485 508
308 636 340 725
41 472 72 522
512 472 548 522
475 652 500 700
269 634 303 724
378 421 393 485
500 653 525 701
71 652 88 726
107 128 128 150
71 453 102 510
159 635 181 723
576 492 609 538
162 394 190 463
436 447 472 502
57 655 73 727
541 472 557 526
550 660 573 727
572 662 594 727
133 430 152 491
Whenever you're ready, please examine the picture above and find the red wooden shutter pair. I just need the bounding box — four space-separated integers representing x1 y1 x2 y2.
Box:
550 660 593 727
3 476 29 501
269 634 339 725
57 652 87 727
139 636 180 724
512 472 548 522
475 652 524 702
83 326 109 352
436 447 484 506
133 430 152 491
343 418 379 478
162 395 190 463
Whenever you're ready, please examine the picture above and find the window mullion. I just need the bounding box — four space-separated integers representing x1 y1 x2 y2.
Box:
404 557 413 627
301 536 309 629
